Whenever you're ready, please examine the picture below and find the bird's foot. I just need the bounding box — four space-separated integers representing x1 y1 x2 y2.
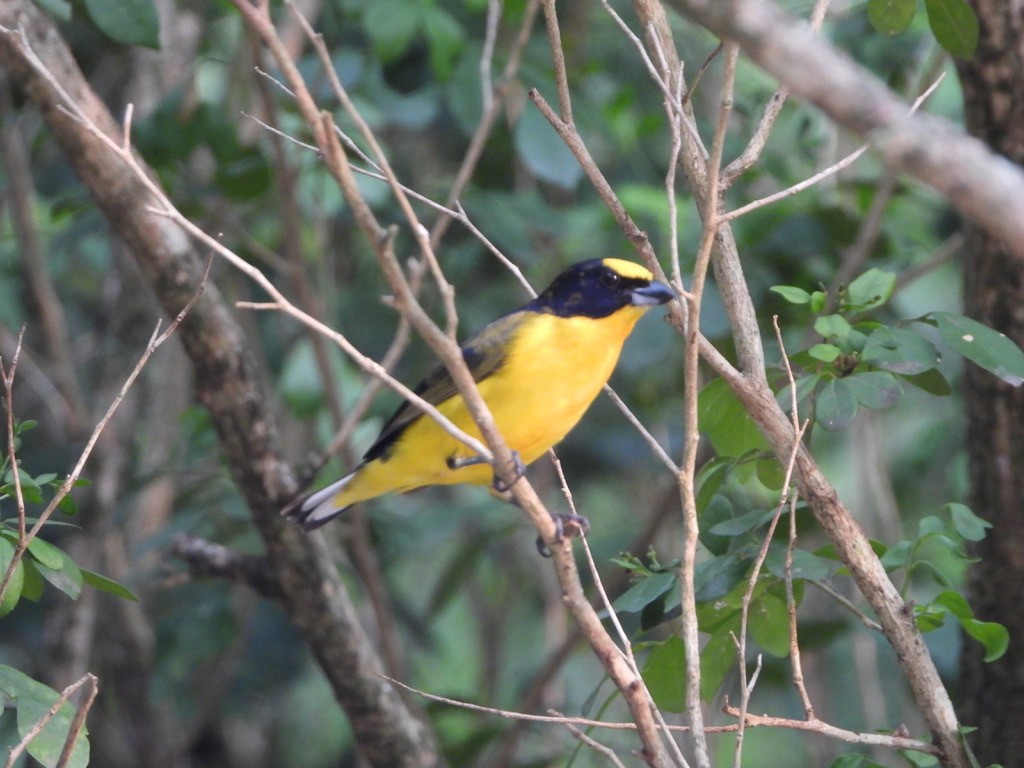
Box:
491 451 526 494
535 513 591 557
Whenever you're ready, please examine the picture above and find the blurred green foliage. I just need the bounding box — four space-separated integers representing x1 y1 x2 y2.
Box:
0 0 1004 765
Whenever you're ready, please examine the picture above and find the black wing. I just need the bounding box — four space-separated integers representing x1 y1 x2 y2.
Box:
362 311 527 462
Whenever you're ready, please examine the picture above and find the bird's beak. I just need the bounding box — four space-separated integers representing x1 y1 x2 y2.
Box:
629 280 676 307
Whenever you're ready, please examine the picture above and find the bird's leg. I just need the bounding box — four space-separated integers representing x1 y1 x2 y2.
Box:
535 512 591 557
447 451 526 497
446 454 488 470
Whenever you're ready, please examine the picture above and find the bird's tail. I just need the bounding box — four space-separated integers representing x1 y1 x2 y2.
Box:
281 471 357 530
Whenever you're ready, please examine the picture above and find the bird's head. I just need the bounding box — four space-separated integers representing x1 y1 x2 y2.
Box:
527 258 676 318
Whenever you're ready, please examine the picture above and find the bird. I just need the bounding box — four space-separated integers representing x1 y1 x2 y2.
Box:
283 258 675 530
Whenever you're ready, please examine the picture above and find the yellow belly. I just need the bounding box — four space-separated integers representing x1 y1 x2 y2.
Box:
337 307 648 506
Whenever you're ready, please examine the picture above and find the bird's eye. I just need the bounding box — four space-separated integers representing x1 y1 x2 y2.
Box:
601 270 621 288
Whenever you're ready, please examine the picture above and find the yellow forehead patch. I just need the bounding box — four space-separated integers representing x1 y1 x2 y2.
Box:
601 258 654 281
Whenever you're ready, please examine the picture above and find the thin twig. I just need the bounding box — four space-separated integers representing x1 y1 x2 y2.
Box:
55 674 98 768
553 714 630 768
4 673 97 768
720 72 947 223
378 673 940 754
677 42 741 768
811 580 883 632
721 704 941 755
541 0 573 124
721 0 832 183
1 327 27 543
772 316 816 717
479 0 501 116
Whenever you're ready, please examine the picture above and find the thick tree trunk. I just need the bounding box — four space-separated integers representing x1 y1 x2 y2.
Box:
956 2 1024 765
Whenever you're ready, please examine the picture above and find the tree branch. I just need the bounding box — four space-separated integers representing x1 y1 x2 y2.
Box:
663 0 1024 260
170 534 283 600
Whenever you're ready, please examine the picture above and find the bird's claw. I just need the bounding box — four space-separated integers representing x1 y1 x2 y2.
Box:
491 451 526 494
535 513 591 557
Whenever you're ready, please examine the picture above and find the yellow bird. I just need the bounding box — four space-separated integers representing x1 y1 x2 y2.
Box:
284 258 674 529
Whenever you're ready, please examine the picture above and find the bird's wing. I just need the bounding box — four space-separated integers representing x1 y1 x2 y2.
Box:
362 311 527 462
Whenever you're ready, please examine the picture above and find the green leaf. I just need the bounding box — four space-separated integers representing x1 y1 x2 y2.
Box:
770 285 811 304
808 343 841 362
641 636 686 712
0 537 24 617
776 373 822 416
0 665 90 768
421 5 465 80
918 515 946 537
32 547 83 600
748 590 790 657
755 457 785 491
915 604 947 632
57 493 79 516
862 326 941 375
694 552 748 602
34 0 72 20
845 371 904 409
81 569 139 602
612 571 676 614
26 536 66 571
698 378 770 458
514 106 583 190
709 507 777 537
699 493 735 556
962 617 1009 662
946 503 991 542
817 377 859 431
901 747 940 767
696 458 731 516
846 268 896 311
931 312 1024 386
900 367 953 396
924 0 979 57
14 419 37 435
814 314 853 342
363 0 420 61
933 589 972 618
700 625 738 700
933 590 1008 661
880 540 913 570
867 0 917 34
83 0 159 49
20 559 44 601
764 545 836 582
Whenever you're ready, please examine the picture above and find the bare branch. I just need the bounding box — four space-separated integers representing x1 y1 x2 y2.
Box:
772 316 816 719
170 534 283 600
721 704 941 756
5 673 97 768
555 716 630 768
55 674 98 768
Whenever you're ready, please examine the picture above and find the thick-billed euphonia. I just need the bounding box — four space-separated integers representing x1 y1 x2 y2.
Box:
284 258 674 529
